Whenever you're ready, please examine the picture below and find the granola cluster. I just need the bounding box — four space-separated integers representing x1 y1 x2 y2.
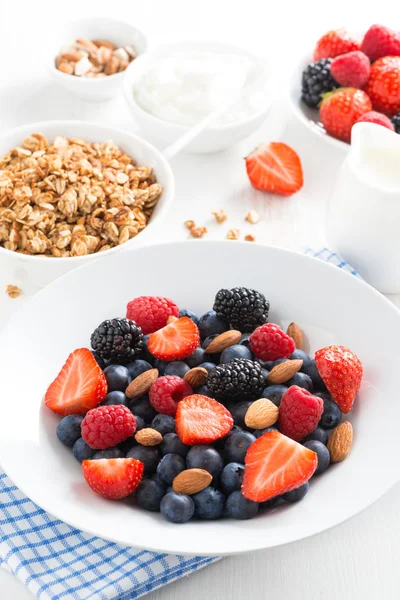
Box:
55 38 136 78
0 133 162 257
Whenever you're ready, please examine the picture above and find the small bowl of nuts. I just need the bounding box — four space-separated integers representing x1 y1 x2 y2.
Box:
50 18 147 102
0 120 174 289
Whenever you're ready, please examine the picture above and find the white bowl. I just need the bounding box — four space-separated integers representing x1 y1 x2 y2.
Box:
122 42 272 153
0 241 399 556
48 18 147 102
0 121 174 289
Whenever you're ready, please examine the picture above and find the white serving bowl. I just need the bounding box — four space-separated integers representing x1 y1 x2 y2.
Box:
0 121 174 289
122 42 272 153
0 241 399 556
48 18 147 102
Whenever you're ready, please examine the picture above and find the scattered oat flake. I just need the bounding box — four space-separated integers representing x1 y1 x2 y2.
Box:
245 210 260 224
226 228 240 240
212 209 227 224
6 284 22 298
245 234 256 242
184 220 196 230
190 226 208 238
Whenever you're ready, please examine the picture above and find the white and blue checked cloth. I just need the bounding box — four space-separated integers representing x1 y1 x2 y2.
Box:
0 248 358 600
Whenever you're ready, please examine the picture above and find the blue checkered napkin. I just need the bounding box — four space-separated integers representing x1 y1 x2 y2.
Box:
0 248 357 600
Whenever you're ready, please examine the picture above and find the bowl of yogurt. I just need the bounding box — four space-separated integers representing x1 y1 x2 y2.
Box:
122 42 271 153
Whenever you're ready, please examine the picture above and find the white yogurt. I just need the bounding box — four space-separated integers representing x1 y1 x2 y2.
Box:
134 51 267 127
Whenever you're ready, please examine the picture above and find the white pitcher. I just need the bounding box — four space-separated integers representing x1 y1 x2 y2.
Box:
327 122 400 294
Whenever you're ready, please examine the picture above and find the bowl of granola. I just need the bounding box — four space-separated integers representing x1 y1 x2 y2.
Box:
0 120 174 289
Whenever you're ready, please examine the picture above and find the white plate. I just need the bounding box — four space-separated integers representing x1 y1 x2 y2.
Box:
0 241 399 556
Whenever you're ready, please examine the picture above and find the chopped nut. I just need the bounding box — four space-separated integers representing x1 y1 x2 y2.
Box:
184 220 196 230
212 209 227 224
55 38 137 78
6 284 21 298
245 234 256 242
226 228 240 240
245 210 260 224
190 226 208 238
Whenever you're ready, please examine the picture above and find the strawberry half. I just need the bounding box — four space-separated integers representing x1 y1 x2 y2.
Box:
45 348 107 415
82 458 144 500
176 394 234 445
245 142 303 196
242 430 318 503
148 316 200 361
315 345 363 413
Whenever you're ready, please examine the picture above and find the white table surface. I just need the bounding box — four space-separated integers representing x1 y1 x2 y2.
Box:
1 1 400 598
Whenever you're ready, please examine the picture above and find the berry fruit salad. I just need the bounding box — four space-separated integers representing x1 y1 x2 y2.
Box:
45 287 363 523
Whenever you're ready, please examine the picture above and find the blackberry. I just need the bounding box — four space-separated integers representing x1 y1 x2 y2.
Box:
301 59 338 108
91 318 144 363
207 358 264 399
392 113 400 134
213 287 269 332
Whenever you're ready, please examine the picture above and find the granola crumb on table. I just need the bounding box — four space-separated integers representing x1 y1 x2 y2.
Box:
226 228 240 240
245 210 260 224
212 209 227 224
6 284 22 298
0 134 162 257
245 234 256 242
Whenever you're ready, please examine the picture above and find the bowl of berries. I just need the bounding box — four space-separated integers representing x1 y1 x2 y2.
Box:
289 24 400 148
0 241 399 556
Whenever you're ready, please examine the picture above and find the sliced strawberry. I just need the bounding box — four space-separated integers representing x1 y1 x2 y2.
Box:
315 345 363 413
176 394 233 445
148 317 200 361
245 142 303 196
45 348 107 416
82 458 144 500
242 430 317 503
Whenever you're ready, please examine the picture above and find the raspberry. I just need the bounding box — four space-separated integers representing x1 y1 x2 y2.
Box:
149 376 193 416
126 296 179 335
361 24 400 62
330 51 370 89
249 323 295 361
355 111 394 131
81 405 136 450
279 386 324 441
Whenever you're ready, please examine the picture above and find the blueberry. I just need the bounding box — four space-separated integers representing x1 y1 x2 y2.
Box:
142 335 155 365
127 445 160 474
56 414 83 447
126 359 153 380
227 400 253 429
201 335 221 362
136 479 166 511
254 357 275 370
196 385 212 397
103 365 131 392
260 496 282 509
261 385 288 407
93 447 124 460
160 433 189 458
186 446 224 482
213 425 242 450
224 431 256 463
154 359 169 375
290 349 312 369
261 368 270 384
92 351 106 369
179 309 199 325
198 310 229 340
220 462 244 494
220 344 252 364
226 491 259 520
302 426 329 445
160 492 194 523
165 361 190 378
303 440 330 474
316 393 342 429
72 437 95 463
192 487 225 519
272 358 288 367
198 362 217 373
151 414 175 435
186 347 208 369
302 360 327 391
282 481 309 503
156 454 186 486
128 395 157 422
253 426 278 439
238 333 251 348
102 390 128 406
286 372 313 391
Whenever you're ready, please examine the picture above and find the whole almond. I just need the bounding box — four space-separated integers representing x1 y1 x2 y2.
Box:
172 469 212 495
287 322 303 349
60 51 84 62
166 315 178 325
327 421 353 463
267 359 303 384
125 368 159 399
244 398 279 429
76 38 99 53
205 330 242 354
93 39 117 50
135 428 162 446
184 367 208 388
105 55 120 75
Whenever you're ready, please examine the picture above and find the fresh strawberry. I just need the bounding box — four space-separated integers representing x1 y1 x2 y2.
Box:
147 316 200 361
361 24 400 62
249 323 295 361
313 28 360 61
176 395 233 445
330 51 370 88
355 111 395 131
245 143 303 196
279 386 324 441
82 458 144 500
242 430 317 503
45 348 107 416
365 57 400 117
320 88 372 142
315 345 363 413
126 296 179 335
